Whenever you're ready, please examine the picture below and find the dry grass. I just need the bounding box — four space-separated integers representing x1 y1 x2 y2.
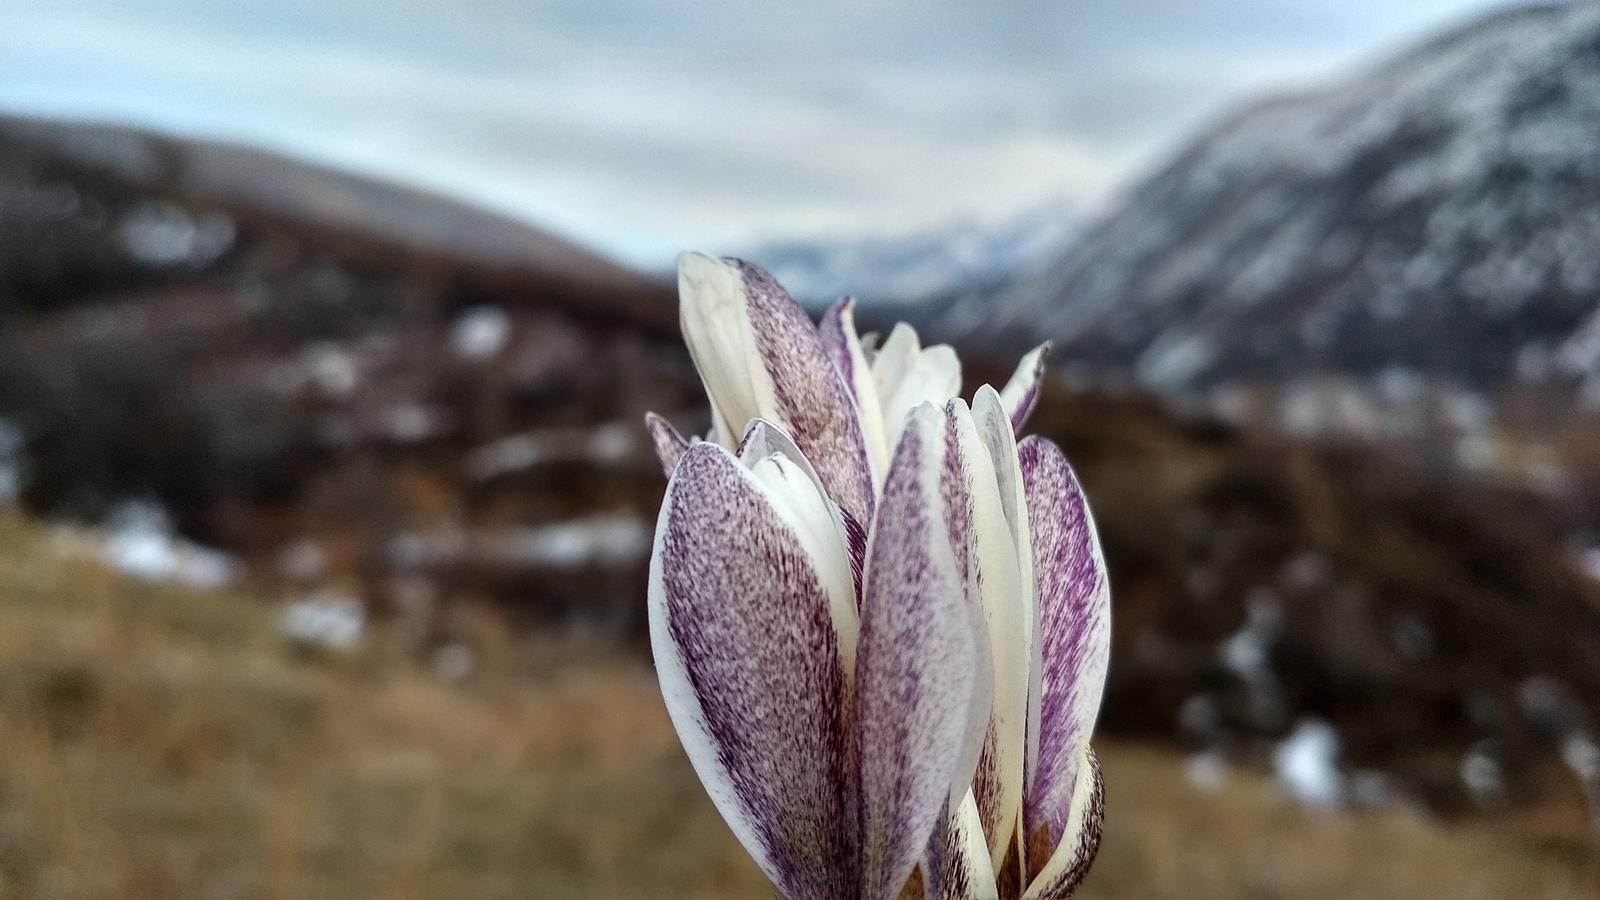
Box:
0 514 762 900
0 512 1594 899
1084 746 1598 900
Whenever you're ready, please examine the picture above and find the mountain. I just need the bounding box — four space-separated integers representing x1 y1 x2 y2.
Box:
0 115 674 329
743 206 1077 325
973 2 1600 401
0 113 688 633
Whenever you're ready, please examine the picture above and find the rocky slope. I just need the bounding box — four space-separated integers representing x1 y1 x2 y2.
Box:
0 115 674 328
972 2 1600 403
0 114 692 633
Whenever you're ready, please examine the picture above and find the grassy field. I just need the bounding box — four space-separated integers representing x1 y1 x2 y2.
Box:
0 512 1594 900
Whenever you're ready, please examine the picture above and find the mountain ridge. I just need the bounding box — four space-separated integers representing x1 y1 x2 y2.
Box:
0 114 677 331
968 1 1600 401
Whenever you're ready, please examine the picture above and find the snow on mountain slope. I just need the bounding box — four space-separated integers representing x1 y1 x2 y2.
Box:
979 2 1600 401
743 206 1077 324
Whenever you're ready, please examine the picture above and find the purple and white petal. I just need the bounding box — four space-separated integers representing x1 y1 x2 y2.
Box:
644 412 691 476
1018 437 1110 848
923 792 1000 900
946 400 1030 868
855 403 981 900
739 419 862 655
677 252 876 541
649 442 857 900
735 417 797 463
930 406 994 818
1021 745 1104 900
819 297 890 481
999 343 1050 434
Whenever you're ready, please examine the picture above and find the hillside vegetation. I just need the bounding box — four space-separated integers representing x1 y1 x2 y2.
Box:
0 512 1593 900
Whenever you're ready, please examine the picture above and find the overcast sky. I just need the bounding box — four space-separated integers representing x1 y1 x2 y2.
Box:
0 0 1521 266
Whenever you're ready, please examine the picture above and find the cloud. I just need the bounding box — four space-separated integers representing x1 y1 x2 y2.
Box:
0 0 1516 264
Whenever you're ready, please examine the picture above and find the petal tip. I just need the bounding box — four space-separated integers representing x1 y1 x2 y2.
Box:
675 248 718 269
644 411 690 476
676 251 741 295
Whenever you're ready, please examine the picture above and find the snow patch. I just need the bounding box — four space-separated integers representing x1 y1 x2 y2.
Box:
100 500 239 589
303 342 359 396
451 306 512 360
1274 719 1345 812
1185 751 1230 793
280 591 365 650
465 423 636 480
0 419 24 506
433 643 475 682
489 515 650 569
116 201 234 267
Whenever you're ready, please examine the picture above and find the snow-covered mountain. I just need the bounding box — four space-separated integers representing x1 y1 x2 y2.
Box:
743 206 1077 324
972 2 1600 401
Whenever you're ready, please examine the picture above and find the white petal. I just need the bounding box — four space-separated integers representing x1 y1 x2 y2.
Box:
973 385 1042 780
677 251 771 449
971 388 1028 548
872 322 923 406
883 344 962 451
948 399 1030 868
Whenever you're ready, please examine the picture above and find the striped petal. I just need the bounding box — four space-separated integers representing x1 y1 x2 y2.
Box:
644 411 691 476
936 410 997 822
999 344 1050 434
649 442 857 900
1022 746 1104 900
945 399 1030 873
1018 437 1110 851
738 419 863 647
873 323 963 452
819 297 891 482
677 252 876 539
923 792 1000 900
855 403 982 900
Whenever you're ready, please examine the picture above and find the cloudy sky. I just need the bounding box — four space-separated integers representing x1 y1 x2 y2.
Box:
0 0 1518 266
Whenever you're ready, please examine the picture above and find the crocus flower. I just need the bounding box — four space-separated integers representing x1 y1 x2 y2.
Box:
645 253 1110 900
